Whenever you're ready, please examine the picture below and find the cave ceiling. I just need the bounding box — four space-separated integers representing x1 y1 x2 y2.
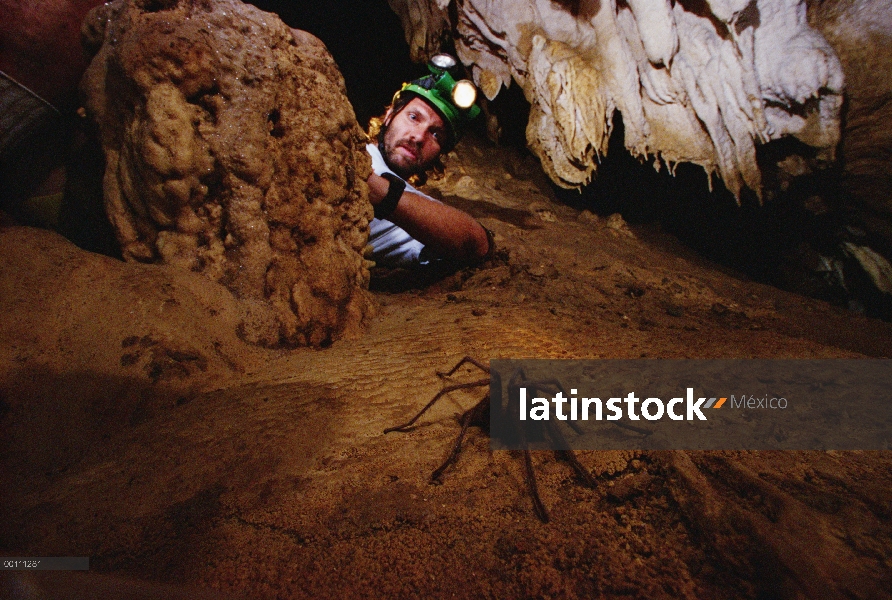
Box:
386 0 845 198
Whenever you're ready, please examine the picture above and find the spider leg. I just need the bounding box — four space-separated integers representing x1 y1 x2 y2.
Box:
437 356 490 379
430 395 489 482
520 378 588 435
536 416 598 488
525 375 652 437
383 379 490 433
512 378 599 489
507 367 528 390
507 375 599 519
522 447 550 523
557 450 598 487
508 379 550 523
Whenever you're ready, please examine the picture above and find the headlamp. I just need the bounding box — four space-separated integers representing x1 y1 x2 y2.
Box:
452 80 477 109
430 53 457 70
397 53 481 148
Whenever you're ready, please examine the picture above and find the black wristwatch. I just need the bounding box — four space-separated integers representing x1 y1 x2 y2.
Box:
374 172 406 220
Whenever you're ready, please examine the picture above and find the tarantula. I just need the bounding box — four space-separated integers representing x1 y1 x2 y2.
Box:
384 357 609 523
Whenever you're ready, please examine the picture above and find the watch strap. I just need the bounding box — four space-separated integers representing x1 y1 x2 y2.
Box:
374 172 406 220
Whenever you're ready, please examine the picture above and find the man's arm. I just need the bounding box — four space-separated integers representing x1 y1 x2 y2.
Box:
367 172 490 263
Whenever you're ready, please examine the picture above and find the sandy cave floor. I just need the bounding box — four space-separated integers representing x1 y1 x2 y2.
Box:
2 135 892 598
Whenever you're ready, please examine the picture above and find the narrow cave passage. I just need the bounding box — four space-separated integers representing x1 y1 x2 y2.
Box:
250 1 890 320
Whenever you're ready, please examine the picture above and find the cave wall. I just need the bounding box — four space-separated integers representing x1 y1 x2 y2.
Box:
808 0 892 248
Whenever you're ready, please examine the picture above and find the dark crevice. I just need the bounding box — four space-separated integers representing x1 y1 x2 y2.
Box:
552 114 892 319
138 0 179 13
247 0 416 126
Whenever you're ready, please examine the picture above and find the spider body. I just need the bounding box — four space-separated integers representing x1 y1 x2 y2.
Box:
385 357 600 523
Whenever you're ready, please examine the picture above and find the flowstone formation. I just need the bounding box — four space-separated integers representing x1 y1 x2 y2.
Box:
388 0 844 198
81 0 374 347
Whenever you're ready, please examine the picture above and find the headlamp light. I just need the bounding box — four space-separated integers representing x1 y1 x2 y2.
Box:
452 79 477 109
430 53 457 71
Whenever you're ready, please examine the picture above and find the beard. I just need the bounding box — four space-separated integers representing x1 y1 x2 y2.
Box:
380 130 433 180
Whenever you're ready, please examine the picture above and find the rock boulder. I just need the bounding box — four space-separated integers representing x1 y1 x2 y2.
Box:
81 0 375 347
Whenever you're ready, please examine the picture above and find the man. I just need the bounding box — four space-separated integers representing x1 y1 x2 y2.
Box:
365 54 492 267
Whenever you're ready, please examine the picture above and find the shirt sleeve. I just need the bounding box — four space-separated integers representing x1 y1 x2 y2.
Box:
366 143 441 266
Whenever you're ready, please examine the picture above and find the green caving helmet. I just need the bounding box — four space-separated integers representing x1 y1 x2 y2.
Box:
395 53 481 151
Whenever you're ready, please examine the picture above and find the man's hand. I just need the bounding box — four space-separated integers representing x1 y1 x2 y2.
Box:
367 172 491 263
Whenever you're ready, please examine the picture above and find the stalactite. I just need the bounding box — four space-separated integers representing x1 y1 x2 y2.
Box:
388 0 844 199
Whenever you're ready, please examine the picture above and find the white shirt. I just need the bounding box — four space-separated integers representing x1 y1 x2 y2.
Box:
367 143 440 266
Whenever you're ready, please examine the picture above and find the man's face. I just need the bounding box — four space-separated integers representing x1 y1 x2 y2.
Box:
381 97 446 178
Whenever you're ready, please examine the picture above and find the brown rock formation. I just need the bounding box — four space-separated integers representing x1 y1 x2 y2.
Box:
80 0 375 347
